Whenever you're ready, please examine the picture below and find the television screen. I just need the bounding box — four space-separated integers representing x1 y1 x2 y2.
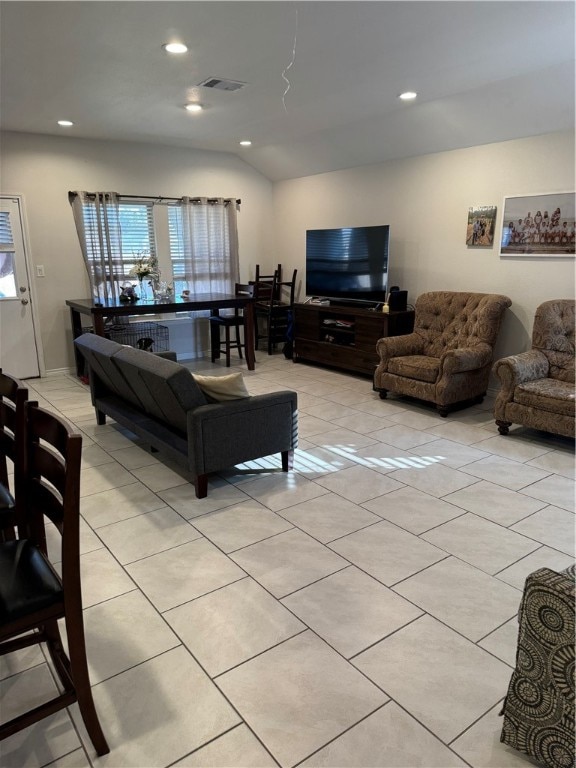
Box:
306 225 390 302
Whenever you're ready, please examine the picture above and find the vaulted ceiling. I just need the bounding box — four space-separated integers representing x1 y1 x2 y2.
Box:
1 1 574 181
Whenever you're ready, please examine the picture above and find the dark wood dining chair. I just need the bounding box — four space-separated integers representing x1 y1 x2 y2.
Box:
209 283 254 366
0 369 29 541
253 263 282 303
0 403 109 756
255 268 298 354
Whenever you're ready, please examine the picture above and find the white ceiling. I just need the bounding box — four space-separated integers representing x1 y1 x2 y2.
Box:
1 1 574 181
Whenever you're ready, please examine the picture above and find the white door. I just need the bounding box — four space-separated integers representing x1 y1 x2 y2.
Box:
0 197 40 378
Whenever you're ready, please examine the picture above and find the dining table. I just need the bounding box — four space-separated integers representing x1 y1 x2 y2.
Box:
65 293 256 375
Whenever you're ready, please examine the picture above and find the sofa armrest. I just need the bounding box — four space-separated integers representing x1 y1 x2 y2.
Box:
441 343 493 374
376 333 424 365
187 391 298 475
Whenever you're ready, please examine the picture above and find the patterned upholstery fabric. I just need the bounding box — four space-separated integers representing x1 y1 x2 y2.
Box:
493 300 575 438
500 565 575 768
374 291 511 412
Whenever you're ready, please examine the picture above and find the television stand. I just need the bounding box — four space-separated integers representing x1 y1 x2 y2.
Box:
293 302 415 377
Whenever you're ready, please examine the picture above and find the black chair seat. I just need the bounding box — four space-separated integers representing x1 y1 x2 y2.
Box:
0 540 62 622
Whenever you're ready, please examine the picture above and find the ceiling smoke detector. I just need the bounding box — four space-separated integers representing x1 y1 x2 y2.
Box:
198 77 247 92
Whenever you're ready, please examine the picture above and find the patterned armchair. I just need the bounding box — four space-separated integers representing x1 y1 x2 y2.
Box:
493 299 575 438
374 291 512 416
500 565 575 768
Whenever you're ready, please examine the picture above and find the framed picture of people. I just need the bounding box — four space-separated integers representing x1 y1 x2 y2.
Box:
466 206 497 247
500 192 575 257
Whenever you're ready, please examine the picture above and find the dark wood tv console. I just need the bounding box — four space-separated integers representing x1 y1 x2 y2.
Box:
293 302 415 376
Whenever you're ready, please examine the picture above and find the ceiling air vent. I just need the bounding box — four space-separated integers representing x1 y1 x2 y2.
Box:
198 77 247 92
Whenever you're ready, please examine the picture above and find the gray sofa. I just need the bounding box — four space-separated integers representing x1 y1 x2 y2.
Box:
75 334 298 498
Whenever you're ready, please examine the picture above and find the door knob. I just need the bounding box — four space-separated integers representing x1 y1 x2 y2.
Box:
19 286 27 293
21 298 29 305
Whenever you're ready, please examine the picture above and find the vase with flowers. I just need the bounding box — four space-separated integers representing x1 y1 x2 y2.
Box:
129 251 160 301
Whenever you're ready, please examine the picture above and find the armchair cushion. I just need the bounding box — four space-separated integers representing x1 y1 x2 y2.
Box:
388 355 439 383
514 379 575 417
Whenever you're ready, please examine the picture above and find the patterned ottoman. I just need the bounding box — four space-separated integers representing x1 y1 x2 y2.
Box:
500 565 575 768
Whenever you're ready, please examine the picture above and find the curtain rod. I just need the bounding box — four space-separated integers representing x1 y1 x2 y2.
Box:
68 192 241 205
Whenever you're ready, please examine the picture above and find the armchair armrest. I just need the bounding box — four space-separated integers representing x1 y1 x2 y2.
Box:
441 343 493 374
376 333 424 365
493 350 550 390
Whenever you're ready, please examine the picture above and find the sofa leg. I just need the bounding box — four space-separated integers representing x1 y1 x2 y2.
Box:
437 406 449 418
96 410 106 425
496 420 511 435
378 390 388 400
282 450 294 471
195 475 208 498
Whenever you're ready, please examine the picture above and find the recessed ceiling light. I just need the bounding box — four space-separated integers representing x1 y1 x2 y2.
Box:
399 91 417 101
239 140 252 147
57 120 74 126
163 42 188 54
185 103 203 113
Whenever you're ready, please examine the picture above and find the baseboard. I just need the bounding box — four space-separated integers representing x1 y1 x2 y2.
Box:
44 367 76 377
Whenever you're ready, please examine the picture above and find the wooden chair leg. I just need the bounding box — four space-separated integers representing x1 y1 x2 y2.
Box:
235 322 243 359
64 614 110 755
224 326 231 367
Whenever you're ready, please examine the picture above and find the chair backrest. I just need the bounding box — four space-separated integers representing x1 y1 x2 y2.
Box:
24 403 83 570
413 292 512 357
235 282 254 298
254 264 282 302
273 268 297 306
0 369 28 490
532 299 575 383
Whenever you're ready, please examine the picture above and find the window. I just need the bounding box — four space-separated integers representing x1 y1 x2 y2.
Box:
0 211 17 298
168 203 233 295
71 193 238 301
82 200 156 280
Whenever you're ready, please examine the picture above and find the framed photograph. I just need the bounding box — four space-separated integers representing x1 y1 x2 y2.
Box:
466 206 497 247
500 192 575 257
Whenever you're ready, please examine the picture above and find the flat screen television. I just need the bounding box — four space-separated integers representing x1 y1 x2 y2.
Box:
306 225 390 303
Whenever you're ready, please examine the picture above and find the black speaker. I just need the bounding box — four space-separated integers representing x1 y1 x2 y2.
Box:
388 290 408 312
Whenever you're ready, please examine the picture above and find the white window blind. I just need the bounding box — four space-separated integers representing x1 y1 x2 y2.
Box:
0 211 14 250
82 201 156 279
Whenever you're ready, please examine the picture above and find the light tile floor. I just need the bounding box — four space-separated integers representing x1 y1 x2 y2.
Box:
1 352 574 768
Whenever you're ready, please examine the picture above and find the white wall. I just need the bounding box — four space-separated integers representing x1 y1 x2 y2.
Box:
2 129 574 373
272 131 575 361
0 131 274 371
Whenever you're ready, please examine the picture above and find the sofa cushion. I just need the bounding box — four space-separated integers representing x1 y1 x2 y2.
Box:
388 355 440 383
514 378 576 417
193 373 250 401
74 333 144 408
112 348 207 433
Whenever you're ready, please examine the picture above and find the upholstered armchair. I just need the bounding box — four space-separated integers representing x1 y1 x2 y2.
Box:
374 291 512 416
493 299 575 438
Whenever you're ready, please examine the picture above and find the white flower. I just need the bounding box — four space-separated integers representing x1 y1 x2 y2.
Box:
129 252 160 281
